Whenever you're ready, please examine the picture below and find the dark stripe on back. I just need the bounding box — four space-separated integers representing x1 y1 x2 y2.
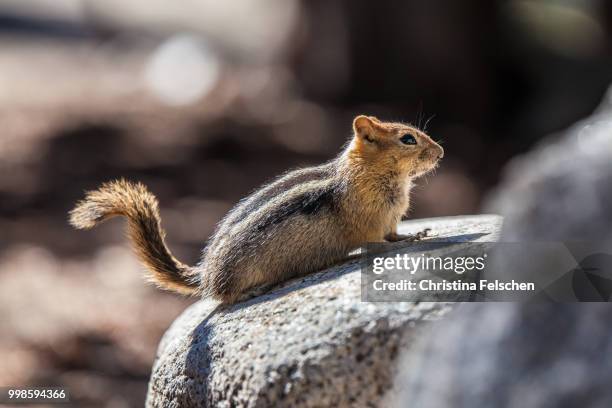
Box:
223 162 334 229
255 183 338 233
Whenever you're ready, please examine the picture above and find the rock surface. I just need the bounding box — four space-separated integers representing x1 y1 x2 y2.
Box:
390 303 612 408
390 88 612 408
146 215 502 408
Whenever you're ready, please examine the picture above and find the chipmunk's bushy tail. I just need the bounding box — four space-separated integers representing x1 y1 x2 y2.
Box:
69 179 199 295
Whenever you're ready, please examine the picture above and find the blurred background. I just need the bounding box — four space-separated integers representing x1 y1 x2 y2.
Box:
1 0 612 406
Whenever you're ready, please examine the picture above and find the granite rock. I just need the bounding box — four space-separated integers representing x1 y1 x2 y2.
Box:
146 215 502 408
390 303 612 408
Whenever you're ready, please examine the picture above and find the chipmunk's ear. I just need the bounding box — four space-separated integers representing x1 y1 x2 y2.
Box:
353 115 381 143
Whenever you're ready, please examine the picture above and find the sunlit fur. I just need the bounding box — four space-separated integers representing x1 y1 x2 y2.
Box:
69 115 443 304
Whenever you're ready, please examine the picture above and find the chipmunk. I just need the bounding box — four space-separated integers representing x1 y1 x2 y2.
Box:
69 115 443 304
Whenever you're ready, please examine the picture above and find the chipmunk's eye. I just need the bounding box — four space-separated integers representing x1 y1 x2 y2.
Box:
400 134 417 145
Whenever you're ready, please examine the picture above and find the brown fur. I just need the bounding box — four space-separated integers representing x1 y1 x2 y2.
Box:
69 180 199 294
69 115 443 304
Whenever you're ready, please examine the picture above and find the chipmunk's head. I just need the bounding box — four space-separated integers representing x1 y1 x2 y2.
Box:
350 115 444 177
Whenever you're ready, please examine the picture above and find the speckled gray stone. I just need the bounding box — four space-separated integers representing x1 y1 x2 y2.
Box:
146 215 502 408
390 303 612 408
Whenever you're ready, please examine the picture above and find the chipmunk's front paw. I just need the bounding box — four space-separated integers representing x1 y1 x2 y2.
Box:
385 228 431 243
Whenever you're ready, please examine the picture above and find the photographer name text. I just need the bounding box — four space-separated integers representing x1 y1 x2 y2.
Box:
370 253 535 292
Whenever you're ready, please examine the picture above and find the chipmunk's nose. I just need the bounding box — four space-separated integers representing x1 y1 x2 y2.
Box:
434 144 444 160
